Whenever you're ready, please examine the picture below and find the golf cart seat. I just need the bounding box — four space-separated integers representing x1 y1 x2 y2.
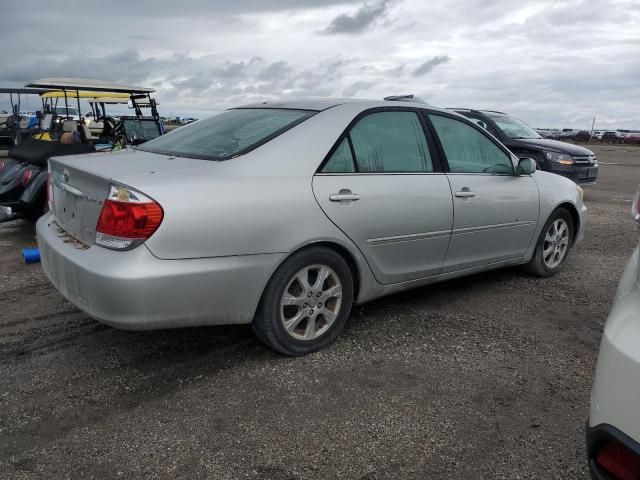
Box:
82 121 105 141
62 120 77 133
8 136 95 166
89 121 104 135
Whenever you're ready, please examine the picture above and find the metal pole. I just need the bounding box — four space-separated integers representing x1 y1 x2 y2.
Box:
589 116 596 141
76 89 81 123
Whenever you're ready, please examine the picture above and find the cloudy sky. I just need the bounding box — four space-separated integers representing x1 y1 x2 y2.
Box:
3 0 640 128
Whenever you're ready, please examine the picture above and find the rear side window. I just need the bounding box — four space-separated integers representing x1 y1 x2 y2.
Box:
138 108 314 160
322 111 434 174
351 112 433 173
323 137 356 173
429 114 514 174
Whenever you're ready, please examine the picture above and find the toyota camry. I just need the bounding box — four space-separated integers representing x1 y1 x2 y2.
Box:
37 99 586 355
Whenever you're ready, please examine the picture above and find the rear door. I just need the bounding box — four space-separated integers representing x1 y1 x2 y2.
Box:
427 113 539 273
313 108 453 285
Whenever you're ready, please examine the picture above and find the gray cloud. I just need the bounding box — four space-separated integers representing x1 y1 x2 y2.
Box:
1 0 639 128
412 55 450 77
343 80 378 96
323 0 393 34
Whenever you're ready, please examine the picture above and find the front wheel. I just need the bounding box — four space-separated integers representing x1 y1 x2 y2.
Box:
252 247 354 356
525 208 574 277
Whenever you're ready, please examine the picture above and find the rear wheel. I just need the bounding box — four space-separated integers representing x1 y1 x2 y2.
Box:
525 208 574 277
252 247 354 356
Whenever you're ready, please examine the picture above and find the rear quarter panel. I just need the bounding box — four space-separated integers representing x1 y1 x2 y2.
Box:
137 104 383 301
141 103 372 260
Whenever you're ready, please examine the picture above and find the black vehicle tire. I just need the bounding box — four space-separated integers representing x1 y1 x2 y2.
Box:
252 246 354 356
525 208 574 277
24 191 48 222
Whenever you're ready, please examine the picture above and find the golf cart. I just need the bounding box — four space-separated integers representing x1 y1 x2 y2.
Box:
0 78 162 221
0 88 49 147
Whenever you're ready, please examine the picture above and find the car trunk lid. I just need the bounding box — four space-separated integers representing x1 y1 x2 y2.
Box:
50 158 111 246
49 149 209 246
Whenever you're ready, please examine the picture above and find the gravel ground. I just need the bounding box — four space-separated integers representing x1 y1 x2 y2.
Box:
0 145 638 479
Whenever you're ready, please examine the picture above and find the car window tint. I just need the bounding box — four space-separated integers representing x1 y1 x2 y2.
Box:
429 114 513 174
350 112 433 173
137 108 314 161
322 137 355 173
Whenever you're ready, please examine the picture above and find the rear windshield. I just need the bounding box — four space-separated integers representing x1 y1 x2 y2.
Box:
137 108 315 160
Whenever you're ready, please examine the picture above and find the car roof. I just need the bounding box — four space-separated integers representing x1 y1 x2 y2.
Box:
235 98 370 111
450 108 508 116
26 78 154 94
235 98 454 114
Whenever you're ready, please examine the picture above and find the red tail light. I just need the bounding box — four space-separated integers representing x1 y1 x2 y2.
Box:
95 185 163 250
22 169 33 187
595 440 640 480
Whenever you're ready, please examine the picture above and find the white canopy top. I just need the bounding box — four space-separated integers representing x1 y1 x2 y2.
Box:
26 78 154 94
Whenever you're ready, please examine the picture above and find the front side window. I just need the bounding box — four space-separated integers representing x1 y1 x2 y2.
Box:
349 111 433 173
138 108 314 160
429 114 514 175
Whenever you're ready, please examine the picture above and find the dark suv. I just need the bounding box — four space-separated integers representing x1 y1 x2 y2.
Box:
451 109 598 185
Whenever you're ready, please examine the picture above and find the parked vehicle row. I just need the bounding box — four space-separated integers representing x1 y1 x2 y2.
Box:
0 87 49 147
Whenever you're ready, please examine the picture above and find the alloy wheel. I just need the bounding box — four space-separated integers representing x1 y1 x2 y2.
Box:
280 264 343 341
543 218 570 269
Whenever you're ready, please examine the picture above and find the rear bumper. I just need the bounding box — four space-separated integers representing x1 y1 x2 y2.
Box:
37 213 284 329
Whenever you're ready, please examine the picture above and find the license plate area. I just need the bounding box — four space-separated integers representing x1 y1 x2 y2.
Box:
52 182 85 240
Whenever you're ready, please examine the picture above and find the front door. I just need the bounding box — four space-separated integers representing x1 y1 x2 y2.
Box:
313 109 453 284
428 113 539 272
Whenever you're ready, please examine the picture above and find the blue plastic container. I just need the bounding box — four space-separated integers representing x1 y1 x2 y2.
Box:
22 248 41 264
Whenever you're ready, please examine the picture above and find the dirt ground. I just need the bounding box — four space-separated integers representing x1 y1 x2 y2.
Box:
0 146 638 479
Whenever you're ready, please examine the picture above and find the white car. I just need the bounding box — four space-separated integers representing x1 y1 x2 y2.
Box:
587 187 640 478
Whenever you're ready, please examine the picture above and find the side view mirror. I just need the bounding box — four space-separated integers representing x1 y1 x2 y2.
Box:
517 157 537 175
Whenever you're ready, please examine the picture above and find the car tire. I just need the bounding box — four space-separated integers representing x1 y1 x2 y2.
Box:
252 246 354 356
525 208 574 277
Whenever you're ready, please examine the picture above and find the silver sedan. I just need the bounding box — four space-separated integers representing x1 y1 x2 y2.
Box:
37 99 586 355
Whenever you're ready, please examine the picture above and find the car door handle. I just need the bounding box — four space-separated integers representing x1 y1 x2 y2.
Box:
454 189 476 198
329 191 360 202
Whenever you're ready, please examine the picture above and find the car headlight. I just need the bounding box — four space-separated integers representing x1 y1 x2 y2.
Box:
576 184 583 201
545 151 574 165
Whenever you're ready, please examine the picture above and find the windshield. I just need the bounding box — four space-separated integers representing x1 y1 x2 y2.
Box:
53 106 79 117
487 114 541 139
122 118 162 143
138 108 315 160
